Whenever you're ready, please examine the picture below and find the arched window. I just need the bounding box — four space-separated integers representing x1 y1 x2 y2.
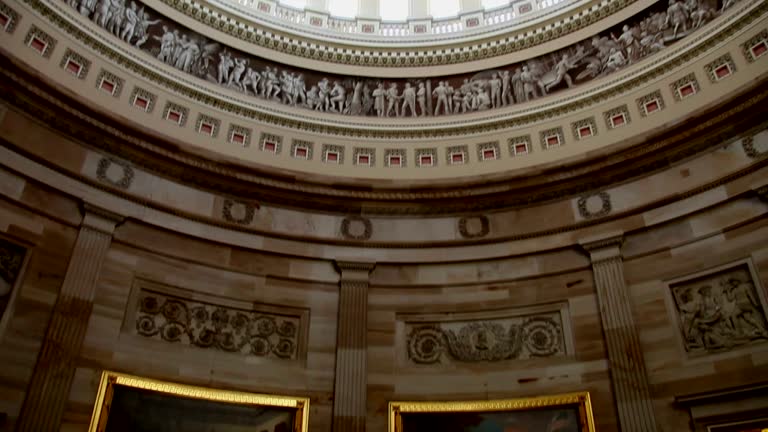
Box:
279 0 307 8
328 0 358 17
482 0 509 9
380 0 408 20
430 0 459 18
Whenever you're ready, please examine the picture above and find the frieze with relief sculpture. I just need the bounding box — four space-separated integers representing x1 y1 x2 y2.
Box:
406 313 565 364
669 262 768 355
62 0 732 118
135 290 301 360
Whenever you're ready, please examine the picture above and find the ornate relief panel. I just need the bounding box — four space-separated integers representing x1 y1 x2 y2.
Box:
0 237 27 337
125 279 309 361
398 303 572 366
665 259 768 357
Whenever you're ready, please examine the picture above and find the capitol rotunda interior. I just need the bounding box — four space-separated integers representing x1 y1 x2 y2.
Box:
0 0 768 429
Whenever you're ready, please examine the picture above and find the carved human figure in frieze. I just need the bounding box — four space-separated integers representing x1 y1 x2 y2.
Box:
371 82 385 117
243 67 261 96
721 279 768 338
401 82 417 117
329 81 346 112
153 29 178 64
545 54 578 92
106 0 126 36
501 70 512 106
265 67 281 100
79 0 97 18
417 82 427 116
315 78 330 111
520 65 541 101
293 74 307 107
604 48 627 73
666 0 689 38
175 37 200 73
228 58 248 92
306 86 320 110
279 71 294 104
489 73 502 108
385 82 400 117
432 81 450 116
119 1 139 42
612 24 640 63
133 10 160 48
92 0 112 28
476 87 491 110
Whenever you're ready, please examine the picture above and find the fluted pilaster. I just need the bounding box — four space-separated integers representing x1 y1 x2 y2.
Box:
580 232 658 432
332 260 375 432
16 205 122 432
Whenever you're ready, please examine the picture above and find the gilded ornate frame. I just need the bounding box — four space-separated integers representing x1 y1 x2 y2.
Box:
389 391 595 432
87 371 310 432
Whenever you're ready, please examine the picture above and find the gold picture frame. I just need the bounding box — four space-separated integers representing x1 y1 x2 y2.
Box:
88 371 310 432
389 391 595 432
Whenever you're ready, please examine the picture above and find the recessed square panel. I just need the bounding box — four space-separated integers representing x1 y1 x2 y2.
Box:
677 83 696 99
166 109 182 124
545 135 560 148
419 155 434 166
325 151 339 163
578 126 592 138
482 149 496 160
644 99 660 115
263 141 277 152
714 63 732 80
357 154 370 165
388 155 402 167
450 152 465 164
133 96 150 111
65 59 82 76
752 40 768 59
198 122 214 136
0 12 10 30
515 143 529 154
99 78 116 95
231 132 246 145
294 146 308 159
29 37 47 55
610 113 626 128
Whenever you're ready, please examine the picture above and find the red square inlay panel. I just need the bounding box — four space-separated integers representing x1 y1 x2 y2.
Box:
611 114 625 127
451 153 464 163
389 156 402 166
678 83 695 97
30 37 47 54
263 141 276 152
65 59 82 75
420 155 433 166
167 110 181 123
483 149 496 160
578 126 592 138
357 155 370 165
546 135 560 147
134 96 149 110
515 143 528 154
100 79 115 94
0 13 10 29
199 123 213 135
326 152 339 162
752 41 768 58
295 147 308 158
715 64 731 79
645 100 659 114
231 132 245 144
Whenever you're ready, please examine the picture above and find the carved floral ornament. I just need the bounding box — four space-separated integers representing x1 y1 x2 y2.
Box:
59 0 736 119
135 290 302 360
406 313 566 364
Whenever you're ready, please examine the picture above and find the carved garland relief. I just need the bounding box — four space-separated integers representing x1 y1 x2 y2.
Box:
405 310 567 365
58 0 733 119
135 289 303 360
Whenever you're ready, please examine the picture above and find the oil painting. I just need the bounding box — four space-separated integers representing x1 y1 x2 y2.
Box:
390 392 594 432
88 371 309 432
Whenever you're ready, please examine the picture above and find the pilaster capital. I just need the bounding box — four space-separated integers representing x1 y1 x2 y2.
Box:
334 259 376 284
81 203 124 235
578 230 624 262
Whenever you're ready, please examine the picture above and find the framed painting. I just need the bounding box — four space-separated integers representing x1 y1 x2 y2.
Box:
88 371 309 432
389 392 595 432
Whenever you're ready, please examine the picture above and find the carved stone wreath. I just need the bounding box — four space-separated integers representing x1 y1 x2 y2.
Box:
340 216 373 240
96 157 135 189
458 215 490 239
577 191 612 219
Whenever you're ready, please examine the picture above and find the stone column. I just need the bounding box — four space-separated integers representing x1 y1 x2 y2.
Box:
408 0 429 19
579 232 659 432
332 260 375 432
16 205 122 432
459 0 481 13
357 0 380 18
